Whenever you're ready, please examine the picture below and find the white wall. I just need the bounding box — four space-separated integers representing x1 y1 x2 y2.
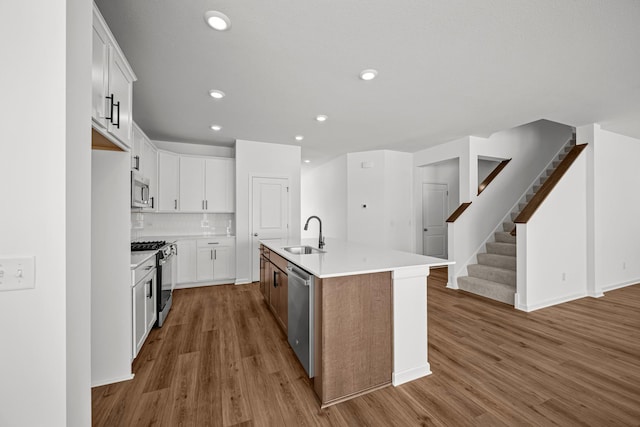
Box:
585 126 640 292
383 151 414 252
301 155 348 240
347 151 387 245
516 154 588 311
478 158 501 187
92 150 133 386
235 140 301 283
346 151 413 251
66 0 92 424
0 0 91 425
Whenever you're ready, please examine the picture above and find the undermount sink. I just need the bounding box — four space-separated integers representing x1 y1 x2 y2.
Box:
284 245 325 255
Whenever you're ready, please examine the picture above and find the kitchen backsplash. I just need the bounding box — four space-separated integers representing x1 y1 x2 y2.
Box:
131 212 235 240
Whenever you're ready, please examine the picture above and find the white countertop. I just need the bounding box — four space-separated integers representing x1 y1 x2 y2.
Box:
261 238 453 278
131 251 157 269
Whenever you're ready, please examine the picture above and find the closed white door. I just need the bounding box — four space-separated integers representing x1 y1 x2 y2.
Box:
107 48 133 148
180 156 205 211
158 151 180 211
422 183 448 258
252 177 289 281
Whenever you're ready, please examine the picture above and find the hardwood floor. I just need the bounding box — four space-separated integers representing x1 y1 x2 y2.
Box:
92 268 640 426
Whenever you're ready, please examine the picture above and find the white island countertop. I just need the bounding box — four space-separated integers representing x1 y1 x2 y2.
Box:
260 238 452 279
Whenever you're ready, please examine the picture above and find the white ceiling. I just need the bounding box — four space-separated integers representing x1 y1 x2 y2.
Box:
94 0 640 166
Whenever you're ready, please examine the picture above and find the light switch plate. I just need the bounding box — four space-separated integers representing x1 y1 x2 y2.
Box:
0 257 35 291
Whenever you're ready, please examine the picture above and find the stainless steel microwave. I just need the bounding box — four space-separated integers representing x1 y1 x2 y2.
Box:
131 170 150 208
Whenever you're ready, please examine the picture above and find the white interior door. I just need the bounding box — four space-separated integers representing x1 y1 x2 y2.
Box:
422 183 448 258
252 177 289 281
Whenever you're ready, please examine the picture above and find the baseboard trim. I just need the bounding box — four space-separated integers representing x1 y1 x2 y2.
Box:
174 280 233 290
91 373 134 388
392 363 432 386
602 278 640 293
517 291 587 312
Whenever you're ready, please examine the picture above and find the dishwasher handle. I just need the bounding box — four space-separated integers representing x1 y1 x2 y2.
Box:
287 266 310 286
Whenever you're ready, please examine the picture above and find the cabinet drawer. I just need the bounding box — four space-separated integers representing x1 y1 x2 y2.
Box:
197 237 234 248
270 251 288 274
134 257 156 284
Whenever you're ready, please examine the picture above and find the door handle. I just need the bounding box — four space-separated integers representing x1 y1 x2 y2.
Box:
113 101 121 129
424 228 428 231
105 94 114 122
253 233 258 237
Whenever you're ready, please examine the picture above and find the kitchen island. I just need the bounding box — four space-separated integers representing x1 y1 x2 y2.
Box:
260 238 452 407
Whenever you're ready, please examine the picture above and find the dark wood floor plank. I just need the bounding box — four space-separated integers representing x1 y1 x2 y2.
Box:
93 276 640 426
194 329 224 427
165 352 199 426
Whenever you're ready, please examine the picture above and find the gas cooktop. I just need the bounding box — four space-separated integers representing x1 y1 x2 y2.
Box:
131 241 167 251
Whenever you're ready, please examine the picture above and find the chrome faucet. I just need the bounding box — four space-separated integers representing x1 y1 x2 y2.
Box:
304 215 325 249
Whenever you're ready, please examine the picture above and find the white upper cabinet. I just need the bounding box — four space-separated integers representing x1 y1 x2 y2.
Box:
205 158 235 213
158 151 180 211
142 139 158 210
177 156 235 213
132 123 158 211
91 12 110 131
179 156 206 211
92 4 136 150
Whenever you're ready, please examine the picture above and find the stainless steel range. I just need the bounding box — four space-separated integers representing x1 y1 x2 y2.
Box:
131 240 177 327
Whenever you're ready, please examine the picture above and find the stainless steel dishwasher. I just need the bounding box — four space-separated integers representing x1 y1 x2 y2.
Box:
287 263 314 377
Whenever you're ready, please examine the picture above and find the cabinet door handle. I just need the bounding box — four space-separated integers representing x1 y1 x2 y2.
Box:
214 249 217 260
146 279 153 298
208 242 219 245
150 197 154 209
174 199 178 210
105 94 114 121
113 100 121 129
133 155 140 171
273 270 278 288
210 249 213 260
205 200 208 210
202 200 205 210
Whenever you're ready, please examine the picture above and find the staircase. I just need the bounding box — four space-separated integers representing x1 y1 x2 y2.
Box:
457 136 577 305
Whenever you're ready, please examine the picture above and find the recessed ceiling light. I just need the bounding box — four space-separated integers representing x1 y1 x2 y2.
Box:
304 160 311 163
359 69 378 81
204 11 231 31
295 135 304 141
210 125 222 131
209 89 225 99
315 115 328 122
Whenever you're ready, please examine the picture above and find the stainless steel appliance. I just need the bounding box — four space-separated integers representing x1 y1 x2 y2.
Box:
131 170 150 208
287 263 314 377
131 240 177 327
156 242 177 327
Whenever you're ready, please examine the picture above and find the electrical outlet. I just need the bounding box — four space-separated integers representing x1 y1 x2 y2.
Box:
0 257 35 291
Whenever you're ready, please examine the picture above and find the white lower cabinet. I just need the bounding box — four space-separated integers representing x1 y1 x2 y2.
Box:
177 237 236 285
213 245 234 280
132 268 157 359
